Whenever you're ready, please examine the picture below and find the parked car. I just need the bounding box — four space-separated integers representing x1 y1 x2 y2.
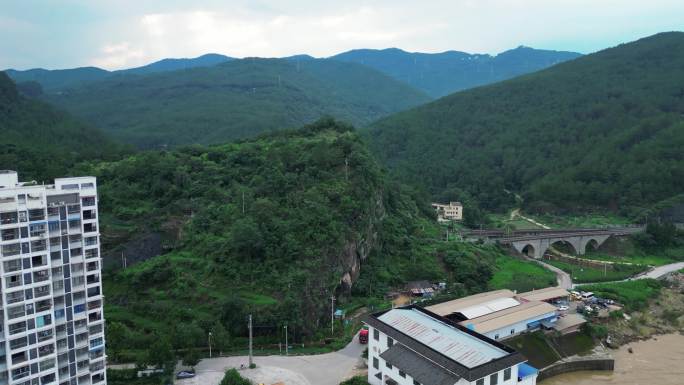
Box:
557 305 569 311
176 371 196 379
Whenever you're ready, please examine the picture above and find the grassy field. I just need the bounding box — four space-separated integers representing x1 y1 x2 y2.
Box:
489 256 557 292
580 253 676 266
544 259 646 283
528 213 631 229
578 279 663 311
505 332 561 368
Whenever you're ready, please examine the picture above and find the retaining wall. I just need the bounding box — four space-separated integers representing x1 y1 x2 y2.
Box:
538 358 614 381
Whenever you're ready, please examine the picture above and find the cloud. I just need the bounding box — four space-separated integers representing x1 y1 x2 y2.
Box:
3 0 684 70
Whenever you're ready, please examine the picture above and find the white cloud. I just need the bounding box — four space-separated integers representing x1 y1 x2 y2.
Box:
4 0 684 70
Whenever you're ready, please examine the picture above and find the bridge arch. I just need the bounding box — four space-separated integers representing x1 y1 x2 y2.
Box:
549 239 579 256
521 244 537 258
584 238 600 253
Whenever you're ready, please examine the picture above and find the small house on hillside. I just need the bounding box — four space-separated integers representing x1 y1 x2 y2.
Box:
406 280 436 298
432 201 463 222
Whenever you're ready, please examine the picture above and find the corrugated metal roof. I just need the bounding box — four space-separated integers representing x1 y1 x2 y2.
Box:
364 306 527 381
378 308 507 368
458 297 521 319
380 344 461 385
517 287 570 302
426 289 516 317
459 301 557 333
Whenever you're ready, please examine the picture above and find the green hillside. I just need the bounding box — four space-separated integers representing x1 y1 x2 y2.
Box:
75 119 548 361
366 32 684 215
0 72 127 181
44 58 430 148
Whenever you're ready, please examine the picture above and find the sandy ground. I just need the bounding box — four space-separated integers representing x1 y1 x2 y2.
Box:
175 332 366 385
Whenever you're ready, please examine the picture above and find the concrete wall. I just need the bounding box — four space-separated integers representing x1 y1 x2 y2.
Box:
538 359 614 381
482 312 557 341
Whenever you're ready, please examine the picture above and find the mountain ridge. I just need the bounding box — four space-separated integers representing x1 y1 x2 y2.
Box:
365 32 684 214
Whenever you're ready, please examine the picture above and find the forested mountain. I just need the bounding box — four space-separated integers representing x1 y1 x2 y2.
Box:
5 54 233 92
117 53 232 75
0 71 127 181
332 46 582 97
42 58 430 148
366 32 684 215
4 67 111 92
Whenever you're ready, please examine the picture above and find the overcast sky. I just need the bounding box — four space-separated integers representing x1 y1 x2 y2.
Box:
2 0 683 70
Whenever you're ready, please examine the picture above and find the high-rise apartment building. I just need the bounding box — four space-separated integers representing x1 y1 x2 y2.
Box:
0 171 105 385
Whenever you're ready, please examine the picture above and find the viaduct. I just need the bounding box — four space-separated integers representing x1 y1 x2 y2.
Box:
465 227 644 259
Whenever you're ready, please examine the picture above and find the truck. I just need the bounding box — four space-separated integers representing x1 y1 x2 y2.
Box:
359 328 369 344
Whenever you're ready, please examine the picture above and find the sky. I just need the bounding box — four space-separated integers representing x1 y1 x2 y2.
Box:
2 0 683 70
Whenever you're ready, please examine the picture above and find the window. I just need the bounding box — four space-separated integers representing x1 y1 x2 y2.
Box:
494 334 499 340
476 378 484 385
413 381 421 385
373 329 379 341
504 368 511 381
399 370 406 378
490 373 498 385
387 337 394 348
385 361 392 369
510 329 515 335
372 357 379 369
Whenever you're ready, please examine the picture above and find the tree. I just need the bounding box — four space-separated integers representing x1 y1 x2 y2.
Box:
147 336 174 369
183 349 200 369
220 369 252 385
211 322 230 355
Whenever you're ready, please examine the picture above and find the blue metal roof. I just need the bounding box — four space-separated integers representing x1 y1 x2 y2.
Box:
518 363 538 378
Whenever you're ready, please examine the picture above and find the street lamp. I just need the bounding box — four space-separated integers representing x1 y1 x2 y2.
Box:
208 332 213 358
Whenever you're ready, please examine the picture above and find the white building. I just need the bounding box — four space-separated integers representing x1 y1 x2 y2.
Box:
365 306 538 385
0 171 106 385
432 202 463 222
427 289 558 341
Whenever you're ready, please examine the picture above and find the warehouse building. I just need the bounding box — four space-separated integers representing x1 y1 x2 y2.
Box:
365 306 538 385
426 288 560 340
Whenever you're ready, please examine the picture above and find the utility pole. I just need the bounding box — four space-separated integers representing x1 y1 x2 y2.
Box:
242 190 245 214
331 295 336 335
208 332 213 358
344 157 349 181
284 324 288 356
248 314 253 367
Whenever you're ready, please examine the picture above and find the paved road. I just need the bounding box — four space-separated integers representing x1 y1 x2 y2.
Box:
573 261 684 288
638 261 684 279
527 257 573 289
176 332 365 385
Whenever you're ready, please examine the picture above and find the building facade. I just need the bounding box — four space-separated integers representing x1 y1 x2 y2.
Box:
0 171 106 385
426 289 559 341
365 306 537 385
432 202 463 222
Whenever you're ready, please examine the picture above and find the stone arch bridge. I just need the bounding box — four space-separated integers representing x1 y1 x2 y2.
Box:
466 227 644 259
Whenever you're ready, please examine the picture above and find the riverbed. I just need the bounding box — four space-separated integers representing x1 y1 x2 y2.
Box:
540 333 684 385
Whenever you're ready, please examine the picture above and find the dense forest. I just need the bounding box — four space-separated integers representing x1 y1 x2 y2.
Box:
37 58 429 148
332 46 581 97
366 32 684 216
0 71 127 181
67 119 535 361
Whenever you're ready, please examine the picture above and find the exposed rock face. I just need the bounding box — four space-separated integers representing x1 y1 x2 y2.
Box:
339 190 386 292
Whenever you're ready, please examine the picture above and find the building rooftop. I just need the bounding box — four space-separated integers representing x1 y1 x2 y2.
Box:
365 306 526 381
378 308 508 368
517 287 570 302
426 289 516 317
457 297 521 319
459 301 557 334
